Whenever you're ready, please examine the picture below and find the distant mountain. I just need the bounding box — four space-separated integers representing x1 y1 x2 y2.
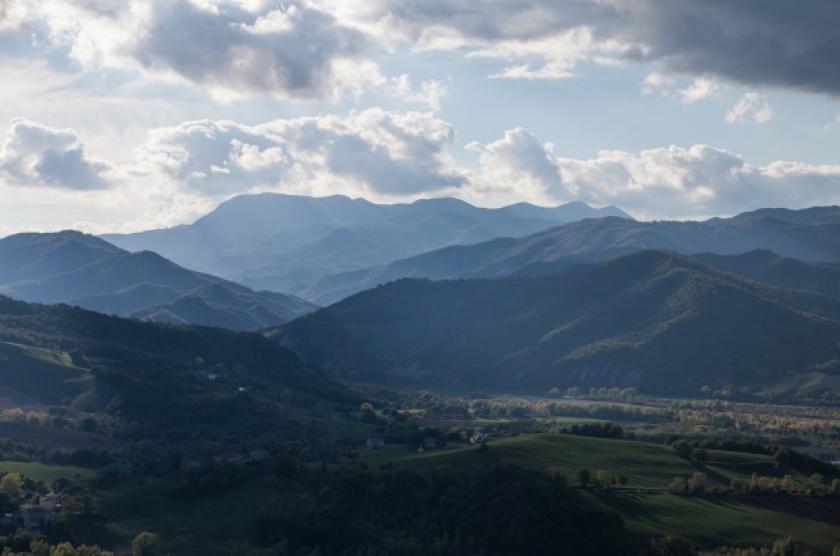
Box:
102 193 632 292
0 295 350 429
270 251 840 398
0 231 315 331
691 250 840 300
296 206 840 304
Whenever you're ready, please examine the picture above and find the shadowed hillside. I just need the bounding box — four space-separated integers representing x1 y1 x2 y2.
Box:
272 251 840 397
0 231 315 331
0 295 351 430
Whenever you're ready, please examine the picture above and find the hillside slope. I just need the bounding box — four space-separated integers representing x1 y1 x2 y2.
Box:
0 231 315 330
272 251 840 397
0 295 350 429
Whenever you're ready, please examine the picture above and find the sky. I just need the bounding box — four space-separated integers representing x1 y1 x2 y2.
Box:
2 0 840 235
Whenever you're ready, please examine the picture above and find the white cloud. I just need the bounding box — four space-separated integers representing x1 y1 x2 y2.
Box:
467 129 840 219
5 113 840 233
0 0 28 32
641 72 673 95
136 109 465 197
10 0 444 107
725 92 774 124
642 73 719 104
0 118 112 189
678 77 719 104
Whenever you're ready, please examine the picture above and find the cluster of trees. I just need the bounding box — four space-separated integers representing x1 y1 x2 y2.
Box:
730 473 840 496
667 439 709 464
565 422 633 440
668 473 709 494
577 468 629 490
697 536 825 556
248 464 635 555
0 530 160 556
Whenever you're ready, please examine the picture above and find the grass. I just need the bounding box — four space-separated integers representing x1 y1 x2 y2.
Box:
100 477 285 555
359 433 840 553
0 460 96 483
360 433 773 489
598 493 840 554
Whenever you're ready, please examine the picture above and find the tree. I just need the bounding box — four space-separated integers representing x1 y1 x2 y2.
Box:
687 472 706 493
693 449 709 465
577 468 591 487
51 543 77 556
0 473 23 500
770 536 800 556
668 477 687 494
132 532 162 556
672 441 694 460
595 469 612 490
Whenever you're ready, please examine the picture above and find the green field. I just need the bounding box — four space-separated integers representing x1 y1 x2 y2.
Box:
0 460 96 483
360 433 786 489
100 477 291 555
599 493 840 554
360 433 840 553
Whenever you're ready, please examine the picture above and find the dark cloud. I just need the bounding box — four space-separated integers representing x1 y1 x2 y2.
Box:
374 0 840 95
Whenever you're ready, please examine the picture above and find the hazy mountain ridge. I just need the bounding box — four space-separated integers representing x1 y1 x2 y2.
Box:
0 231 315 331
296 206 840 304
103 193 632 292
271 250 840 398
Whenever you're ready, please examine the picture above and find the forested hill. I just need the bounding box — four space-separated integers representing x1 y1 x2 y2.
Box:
271 250 840 399
0 295 352 430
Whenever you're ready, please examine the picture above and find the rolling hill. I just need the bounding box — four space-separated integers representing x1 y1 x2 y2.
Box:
270 251 840 397
103 193 631 292
0 294 351 429
0 231 315 331
294 206 840 304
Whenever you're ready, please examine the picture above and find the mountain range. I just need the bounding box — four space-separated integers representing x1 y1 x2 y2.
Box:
293 206 840 304
102 193 631 292
0 231 315 331
270 250 840 399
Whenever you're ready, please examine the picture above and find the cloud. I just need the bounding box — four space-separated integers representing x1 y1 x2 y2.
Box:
725 92 774 124
678 77 719 104
136 108 466 197
642 73 719 104
129 1 367 99
14 0 442 105
343 0 840 95
0 118 112 189
0 0 28 32
467 128 840 219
